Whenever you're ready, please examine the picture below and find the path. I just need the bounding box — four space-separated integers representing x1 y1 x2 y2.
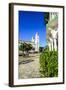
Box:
18 53 41 79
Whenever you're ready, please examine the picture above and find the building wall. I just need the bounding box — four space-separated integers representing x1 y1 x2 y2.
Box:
47 12 58 51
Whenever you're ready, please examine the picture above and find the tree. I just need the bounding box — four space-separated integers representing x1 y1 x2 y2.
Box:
25 43 32 53
19 43 25 52
39 47 44 52
44 12 49 24
19 43 32 55
19 43 26 56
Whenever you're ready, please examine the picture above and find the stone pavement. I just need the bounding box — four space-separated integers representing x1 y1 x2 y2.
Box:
18 53 41 79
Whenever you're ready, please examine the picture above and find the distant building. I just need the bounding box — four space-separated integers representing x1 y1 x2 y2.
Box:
46 12 58 51
35 32 39 52
19 32 39 52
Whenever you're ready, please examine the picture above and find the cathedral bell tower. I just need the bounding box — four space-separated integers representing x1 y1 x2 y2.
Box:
35 32 39 52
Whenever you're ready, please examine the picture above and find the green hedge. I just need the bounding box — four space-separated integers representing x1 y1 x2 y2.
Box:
40 50 58 77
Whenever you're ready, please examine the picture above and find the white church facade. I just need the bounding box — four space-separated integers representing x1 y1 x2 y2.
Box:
46 12 58 51
19 32 39 52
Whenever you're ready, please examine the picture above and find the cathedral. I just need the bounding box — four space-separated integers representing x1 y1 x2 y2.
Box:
19 32 39 52
32 32 39 52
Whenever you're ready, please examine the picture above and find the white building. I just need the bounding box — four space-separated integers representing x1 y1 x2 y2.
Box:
35 32 39 52
47 12 58 51
19 32 39 52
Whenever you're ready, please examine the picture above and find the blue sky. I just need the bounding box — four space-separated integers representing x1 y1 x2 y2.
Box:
19 11 46 47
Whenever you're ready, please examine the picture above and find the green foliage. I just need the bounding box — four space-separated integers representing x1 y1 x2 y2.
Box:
25 43 32 52
39 47 44 52
44 12 49 24
19 43 32 52
40 49 58 77
19 43 25 52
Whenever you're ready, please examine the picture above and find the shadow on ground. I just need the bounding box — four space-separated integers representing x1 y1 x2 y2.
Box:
19 59 34 65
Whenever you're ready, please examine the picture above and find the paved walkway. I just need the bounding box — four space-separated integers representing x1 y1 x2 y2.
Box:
18 53 41 79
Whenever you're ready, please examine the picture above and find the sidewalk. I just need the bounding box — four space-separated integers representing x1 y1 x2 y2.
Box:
18 53 41 79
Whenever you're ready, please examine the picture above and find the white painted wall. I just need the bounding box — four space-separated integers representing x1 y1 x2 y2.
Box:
0 0 66 90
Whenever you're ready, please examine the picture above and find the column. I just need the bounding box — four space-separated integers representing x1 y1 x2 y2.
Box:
54 38 57 51
48 42 51 51
51 40 53 51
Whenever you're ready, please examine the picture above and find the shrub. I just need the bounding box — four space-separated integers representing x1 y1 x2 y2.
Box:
40 49 58 77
